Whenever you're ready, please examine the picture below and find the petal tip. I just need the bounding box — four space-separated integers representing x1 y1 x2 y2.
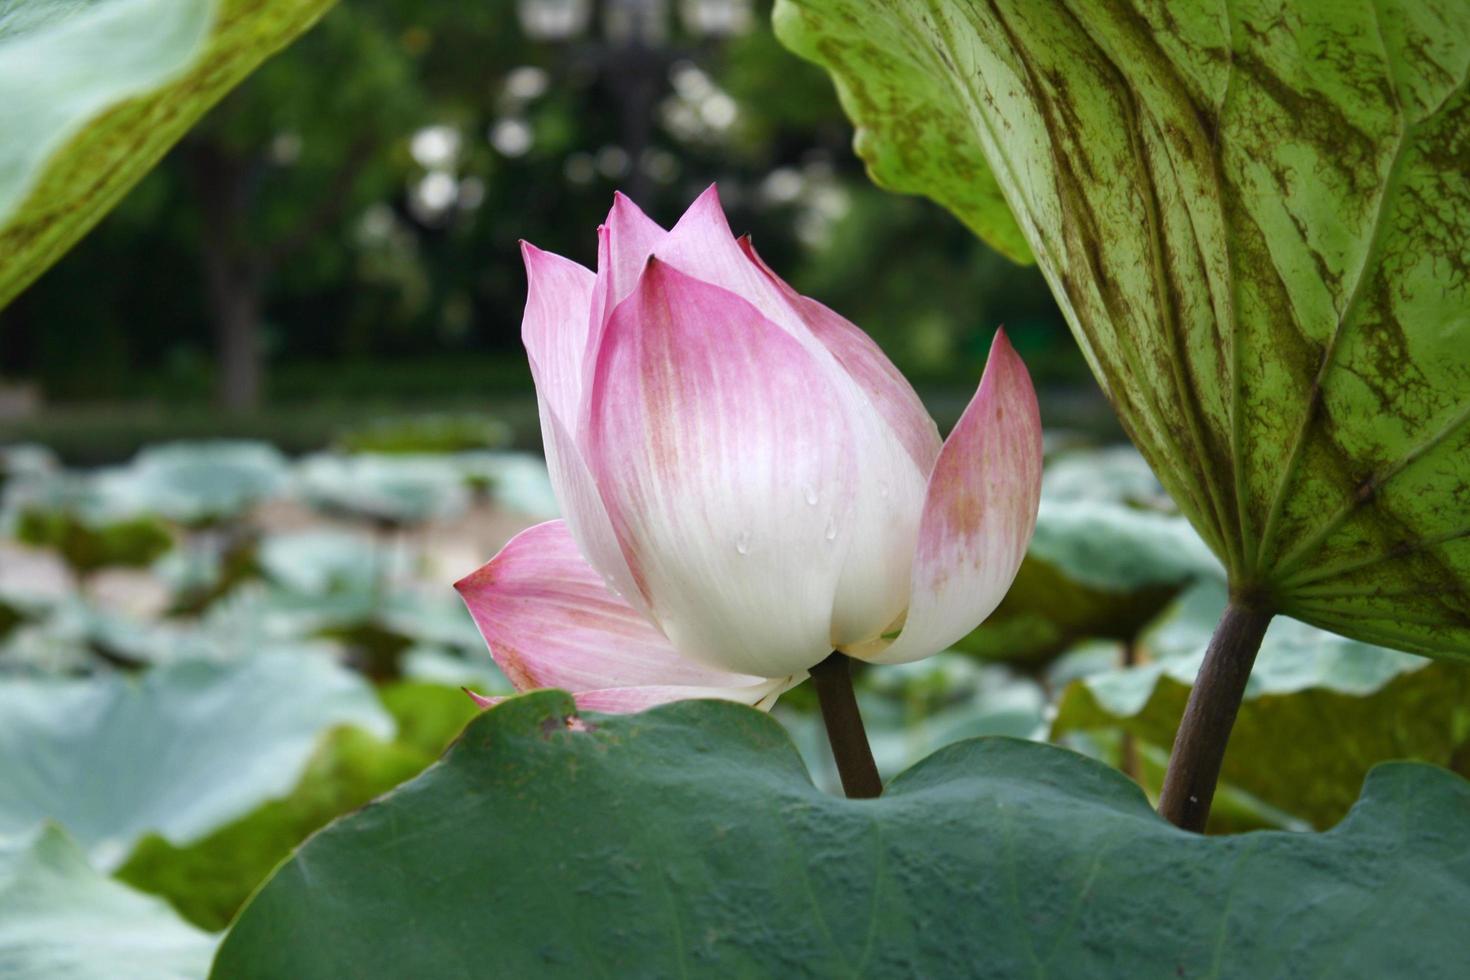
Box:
681 182 727 225
987 325 1020 361
463 687 499 709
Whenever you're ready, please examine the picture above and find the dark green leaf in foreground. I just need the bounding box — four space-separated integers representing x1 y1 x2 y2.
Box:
0 824 215 980
216 692 1470 978
0 0 335 308
776 0 1470 658
1054 580 1470 828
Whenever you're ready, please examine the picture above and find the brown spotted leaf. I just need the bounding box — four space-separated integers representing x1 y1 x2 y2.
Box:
776 0 1470 658
0 0 335 309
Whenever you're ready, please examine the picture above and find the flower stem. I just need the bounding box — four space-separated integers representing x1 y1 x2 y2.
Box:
810 651 882 799
1157 599 1273 832
1119 638 1140 783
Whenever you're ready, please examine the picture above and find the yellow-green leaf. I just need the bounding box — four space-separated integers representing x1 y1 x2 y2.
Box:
0 0 335 308
776 0 1470 659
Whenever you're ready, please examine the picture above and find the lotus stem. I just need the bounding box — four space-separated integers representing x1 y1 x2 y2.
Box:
1157 599 1273 832
1119 638 1140 783
810 651 882 799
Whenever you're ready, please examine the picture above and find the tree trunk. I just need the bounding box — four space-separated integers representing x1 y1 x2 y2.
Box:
189 141 264 414
207 262 262 414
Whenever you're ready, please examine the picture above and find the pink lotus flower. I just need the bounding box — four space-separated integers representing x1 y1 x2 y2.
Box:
456 187 1042 712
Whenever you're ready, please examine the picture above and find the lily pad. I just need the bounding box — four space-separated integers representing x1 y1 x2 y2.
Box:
0 443 57 496
451 451 560 518
0 824 215 980
293 453 469 526
101 441 288 526
116 725 431 932
256 529 402 597
214 692 1470 978
0 0 336 307
776 0 1470 658
0 653 392 869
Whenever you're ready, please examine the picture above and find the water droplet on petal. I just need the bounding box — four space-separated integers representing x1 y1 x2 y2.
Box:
877 481 890 498
802 484 819 506
734 531 751 555
824 517 837 541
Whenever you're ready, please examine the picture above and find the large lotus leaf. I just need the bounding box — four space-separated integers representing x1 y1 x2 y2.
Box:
117 725 432 931
0 824 215 980
0 653 392 869
957 447 1218 662
776 0 1470 658
0 594 341 672
215 691 1470 978
452 450 560 518
1054 579 1470 827
0 443 58 496
293 453 470 526
256 528 405 596
0 0 335 308
101 441 289 526
118 681 484 930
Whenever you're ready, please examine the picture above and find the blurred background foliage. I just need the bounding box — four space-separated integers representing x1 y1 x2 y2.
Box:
0 0 1090 461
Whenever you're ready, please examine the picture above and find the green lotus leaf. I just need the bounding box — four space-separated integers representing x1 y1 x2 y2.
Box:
0 0 335 308
101 441 289 526
215 691 1470 978
0 653 391 868
293 453 470 526
117 724 432 931
0 824 215 980
776 0 1470 658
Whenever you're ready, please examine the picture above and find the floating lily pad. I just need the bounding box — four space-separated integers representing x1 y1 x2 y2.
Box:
100 441 288 526
452 451 559 518
293 453 469 526
0 653 392 869
0 823 215 980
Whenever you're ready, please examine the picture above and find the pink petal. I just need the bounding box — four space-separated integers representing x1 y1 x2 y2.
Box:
739 236 941 474
570 680 796 713
520 243 595 429
645 188 931 647
520 244 651 617
585 259 860 678
851 329 1043 665
462 688 500 709
594 191 666 318
584 192 668 394
455 520 790 699
536 401 655 618
651 185 814 342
